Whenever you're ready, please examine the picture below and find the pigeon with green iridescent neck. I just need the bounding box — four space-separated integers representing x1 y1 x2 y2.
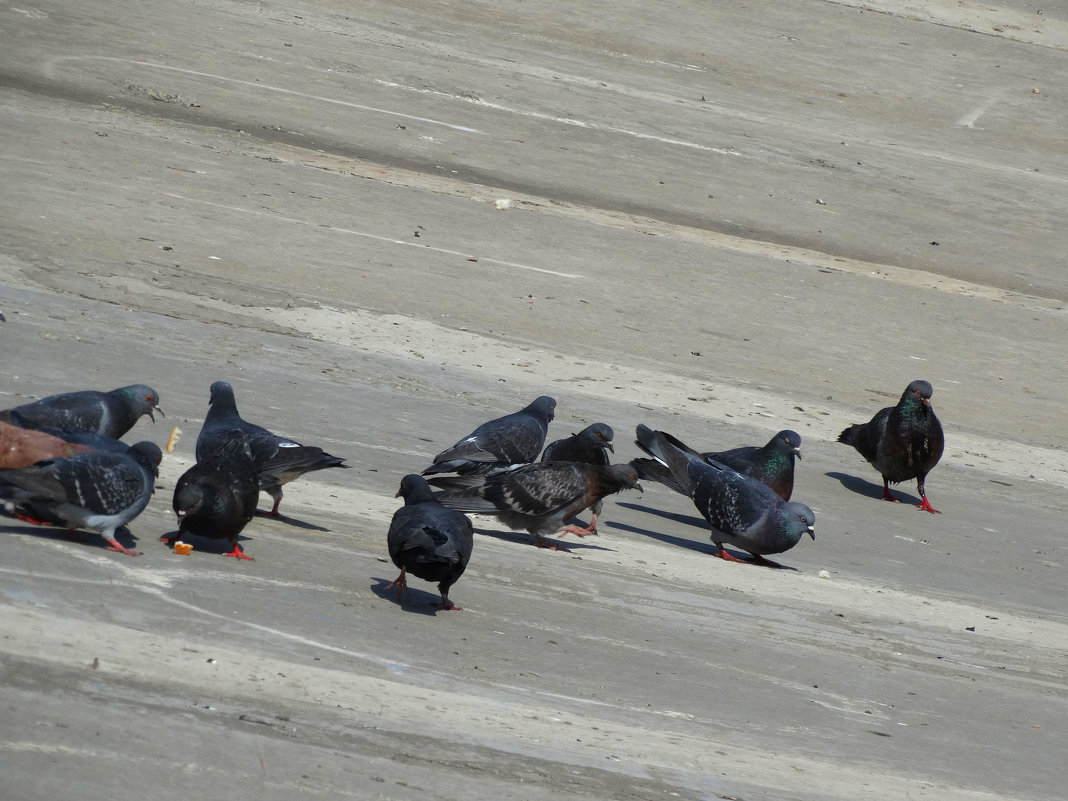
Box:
634 425 814 564
0 385 163 439
837 380 944 513
632 429 800 501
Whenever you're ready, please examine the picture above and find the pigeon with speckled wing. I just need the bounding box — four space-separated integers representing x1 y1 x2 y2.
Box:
541 422 614 534
431 461 641 551
0 441 162 555
635 425 814 564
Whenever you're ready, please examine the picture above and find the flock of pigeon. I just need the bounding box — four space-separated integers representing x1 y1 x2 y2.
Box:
0 378 944 610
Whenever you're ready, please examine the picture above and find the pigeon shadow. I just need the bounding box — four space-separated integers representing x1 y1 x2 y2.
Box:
611 503 798 570
473 525 612 552
254 510 330 532
1 521 142 553
159 528 255 558
369 577 452 616
825 471 922 506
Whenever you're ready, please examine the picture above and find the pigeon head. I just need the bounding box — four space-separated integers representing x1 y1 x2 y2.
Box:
119 384 164 421
781 501 815 541
174 483 207 519
208 381 238 411
129 441 163 478
587 422 614 453
777 430 802 460
904 380 934 407
608 463 643 492
527 396 557 424
396 473 436 504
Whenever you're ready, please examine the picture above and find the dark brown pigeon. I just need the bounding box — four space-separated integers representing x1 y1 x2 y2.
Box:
837 380 945 513
0 421 91 468
167 429 260 560
0 441 162 556
387 474 474 610
422 396 556 476
0 385 163 439
635 425 814 564
632 429 801 501
195 381 347 517
541 422 614 534
431 462 642 550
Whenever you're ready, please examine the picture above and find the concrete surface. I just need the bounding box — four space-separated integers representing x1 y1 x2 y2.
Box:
1 1 1065 799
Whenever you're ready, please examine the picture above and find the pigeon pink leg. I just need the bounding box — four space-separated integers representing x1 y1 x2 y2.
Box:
223 544 254 561
105 537 141 556
386 567 409 597
881 479 901 503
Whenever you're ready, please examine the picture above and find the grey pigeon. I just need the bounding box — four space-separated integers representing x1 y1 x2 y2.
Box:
0 384 163 439
0 441 162 556
632 429 801 501
195 381 347 517
837 380 945 513
541 422 614 533
635 425 814 564
167 429 259 560
387 474 474 610
431 461 642 550
422 396 556 476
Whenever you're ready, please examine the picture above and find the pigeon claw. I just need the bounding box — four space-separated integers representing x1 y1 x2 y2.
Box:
105 539 142 557
386 569 409 598
713 546 747 563
916 497 941 514
533 536 571 552
223 545 254 561
560 522 597 538
438 596 463 611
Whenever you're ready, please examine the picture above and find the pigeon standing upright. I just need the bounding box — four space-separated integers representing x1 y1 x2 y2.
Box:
386 474 474 610
0 384 163 439
432 461 642 550
167 429 260 560
195 381 347 517
422 396 556 476
0 441 162 556
837 380 945 513
635 425 814 564
541 422 614 534
632 429 801 500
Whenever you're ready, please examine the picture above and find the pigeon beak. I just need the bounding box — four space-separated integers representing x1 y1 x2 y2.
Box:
635 480 644 493
807 525 815 540
794 448 802 460
606 441 615 453
150 405 165 421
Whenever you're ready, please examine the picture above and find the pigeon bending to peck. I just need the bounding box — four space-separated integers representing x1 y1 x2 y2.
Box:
632 429 801 501
431 461 642 551
635 425 814 564
167 429 260 560
837 380 945 514
387 474 474 610
195 381 347 517
422 396 556 476
0 441 162 556
0 384 163 439
541 422 614 534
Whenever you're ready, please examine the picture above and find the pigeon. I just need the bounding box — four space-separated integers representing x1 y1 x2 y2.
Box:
541 422 615 534
635 425 814 564
166 429 260 560
0 441 162 556
195 381 347 517
386 474 474 610
422 396 556 476
431 461 642 550
0 384 163 439
632 429 801 501
837 380 945 513
0 420 92 468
